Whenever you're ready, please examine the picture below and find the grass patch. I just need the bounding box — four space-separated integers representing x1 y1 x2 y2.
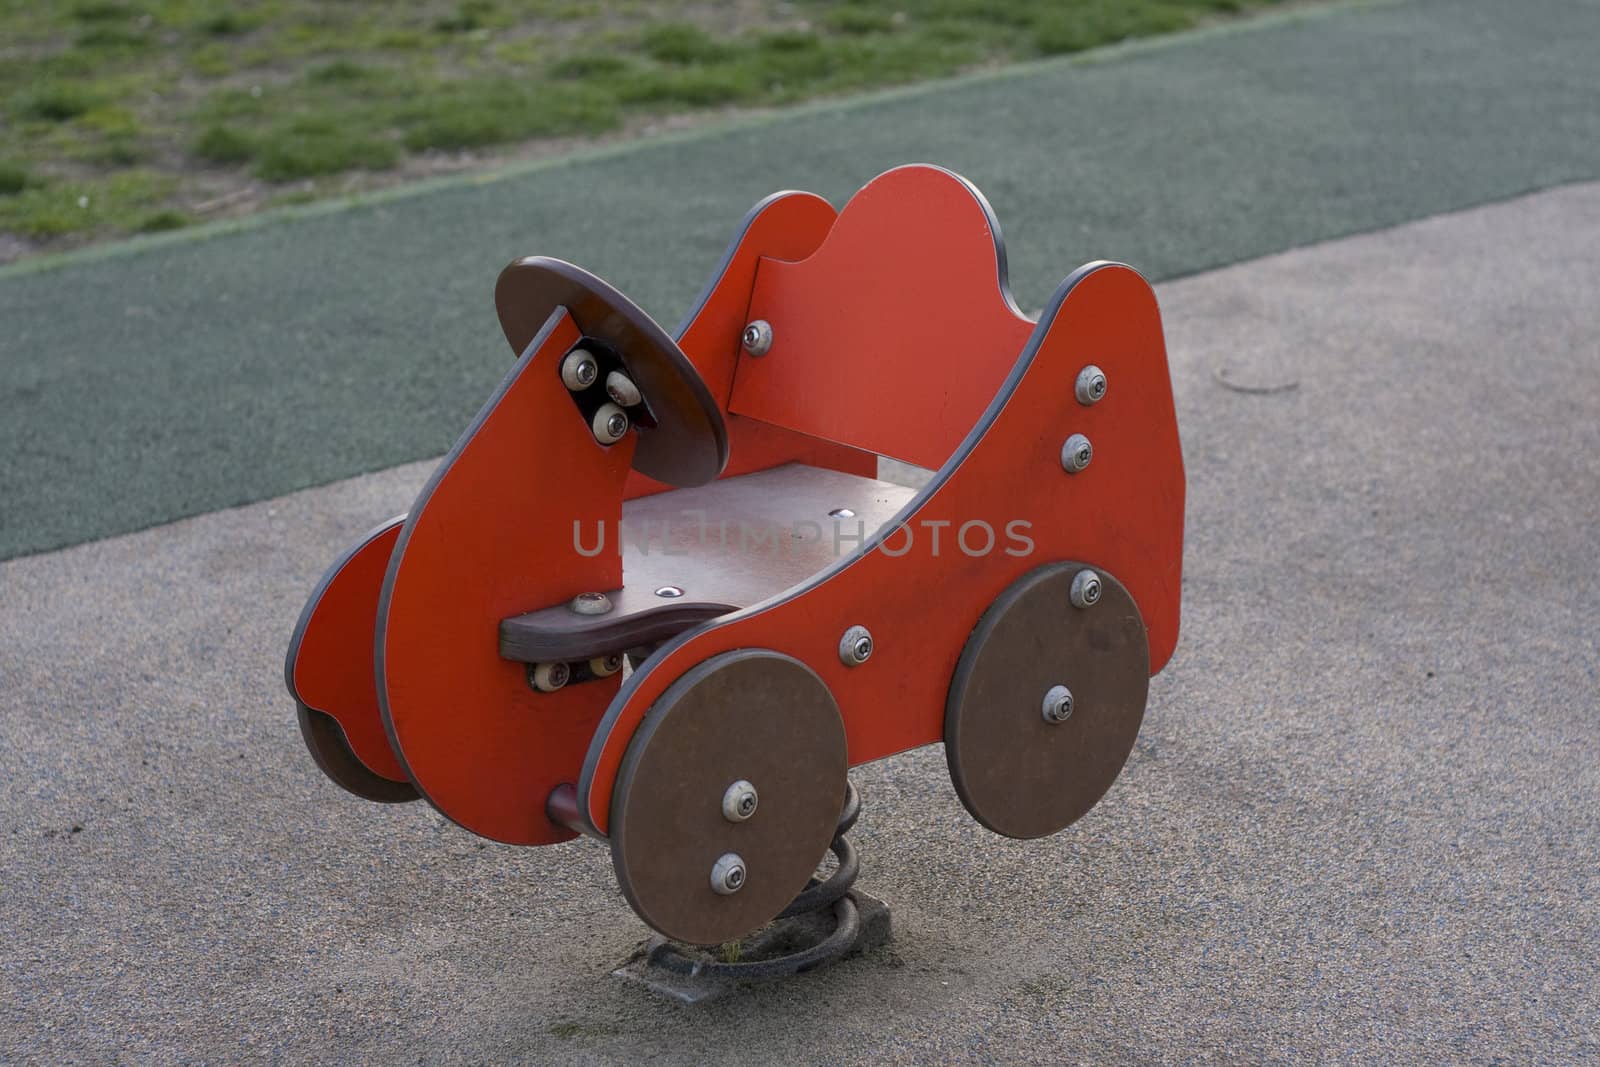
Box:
1034 2 1196 55
638 23 734 65
199 10 263 36
0 0 1294 256
434 0 502 34
0 169 174 238
0 162 39 196
70 1 131 22
547 52 634 81
399 81 621 150
253 118 401 181
193 125 255 165
136 208 189 232
17 83 102 122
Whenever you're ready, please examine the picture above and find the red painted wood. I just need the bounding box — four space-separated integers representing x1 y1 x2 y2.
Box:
378 310 635 845
729 165 1035 472
622 190 875 500
289 519 407 781
584 263 1184 833
289 191 871 788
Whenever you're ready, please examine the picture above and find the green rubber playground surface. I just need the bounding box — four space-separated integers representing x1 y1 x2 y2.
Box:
3 0 1599 561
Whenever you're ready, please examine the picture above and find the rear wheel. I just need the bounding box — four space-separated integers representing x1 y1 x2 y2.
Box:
944 562 1149 839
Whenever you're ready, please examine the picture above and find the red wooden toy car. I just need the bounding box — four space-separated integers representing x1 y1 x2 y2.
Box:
286 164 1184 946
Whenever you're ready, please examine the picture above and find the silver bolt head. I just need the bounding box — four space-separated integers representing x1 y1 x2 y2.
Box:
741 319 773 356
561 349 599 391
1070 569 1103 609
654 585 684 599
839 624 873 666
605 370 642 407
721 780 759 822
1075 365 1108 405
591 402 629 444
710 852 747 895
568 591 612 615
1042 684 1074 724
1061 433 1093 473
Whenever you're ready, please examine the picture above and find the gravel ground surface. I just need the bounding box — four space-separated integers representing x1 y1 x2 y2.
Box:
4 183 1597 1063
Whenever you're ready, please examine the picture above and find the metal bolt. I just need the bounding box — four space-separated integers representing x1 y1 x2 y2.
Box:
1070 569 1103 609
528 661 570 693
1075 365 1108 405
1041 684 1074 724
839 624 873 666
591 402 629 444
605 370 641 407
589 653 624 677
721 780 759 822
710 852 747 895
1061 433 1093 473
741 319 773 356
568 591 612 615
829 508 856 519
560 349 599 391
654 585 684 598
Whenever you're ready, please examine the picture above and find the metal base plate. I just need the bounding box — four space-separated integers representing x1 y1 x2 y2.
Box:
609 649 847 945
611 891 892 1004
944 561 1149 839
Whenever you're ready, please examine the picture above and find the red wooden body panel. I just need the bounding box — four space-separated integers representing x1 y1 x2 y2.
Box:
288 191 871 787
377 310 633 845
582 263 1185 833
730 165 1035 471
622 189 874 500
287 519 407 781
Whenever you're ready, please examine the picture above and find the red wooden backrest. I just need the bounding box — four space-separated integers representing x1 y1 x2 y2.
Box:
729 165 1036 471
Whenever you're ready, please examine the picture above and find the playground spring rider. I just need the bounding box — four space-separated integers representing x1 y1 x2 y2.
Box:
286 164 1185 956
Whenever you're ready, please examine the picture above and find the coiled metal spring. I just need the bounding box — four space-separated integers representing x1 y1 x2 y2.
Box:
644 781 863 980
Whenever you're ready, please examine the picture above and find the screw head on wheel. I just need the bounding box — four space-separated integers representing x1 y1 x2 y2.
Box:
1041 684 1074 724
721 779 759 822
710 852 747 895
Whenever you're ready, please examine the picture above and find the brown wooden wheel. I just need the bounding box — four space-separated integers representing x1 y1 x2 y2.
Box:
944 561 1149 839
609 649 847 945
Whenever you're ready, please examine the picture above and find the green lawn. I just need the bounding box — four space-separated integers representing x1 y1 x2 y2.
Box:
0 0 1288 258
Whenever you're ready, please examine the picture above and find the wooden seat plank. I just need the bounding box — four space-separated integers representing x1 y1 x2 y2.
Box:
499 464 917 663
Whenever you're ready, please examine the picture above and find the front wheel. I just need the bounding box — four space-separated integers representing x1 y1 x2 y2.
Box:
609 649 847 945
